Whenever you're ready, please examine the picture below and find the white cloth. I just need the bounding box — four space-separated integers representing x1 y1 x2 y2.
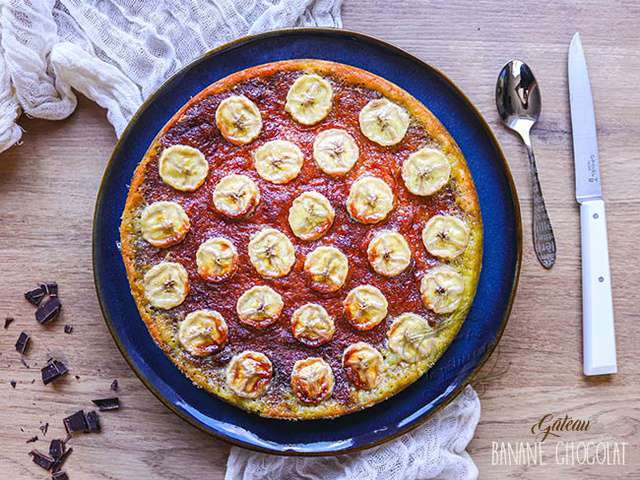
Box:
0 0 342 152
0 2 481 479
227 386 480 480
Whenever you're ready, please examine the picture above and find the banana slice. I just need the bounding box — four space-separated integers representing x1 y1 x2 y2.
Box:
367 230 411 277
291 303 335 347
387 313 434 363
421 215 470 259
288 191 335 241
178 309 228 357
420 265 465 314
196 237 238 282
253 140 304 184
342 342 384 390
312 129 359 176
290 357 334 404
212 174 260 218
346 176 394 224
343 285 388 331
285 74 333 125
143 262 189 310
215 95 262 145
359 98 410 146
303 246 348 293
226 351 273 399
236 285 284 329
158 144 209 192
140 201 190 248
248 228 296 278
401 147 451 196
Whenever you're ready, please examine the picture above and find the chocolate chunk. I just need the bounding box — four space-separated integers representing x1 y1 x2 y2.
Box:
63 324 73 334
110 379 118 391
39 422 49 436
41 359 68 385
26 435 38 443
91 397 120 411
52 471 69 480
4 317 14 329
10 380 16 388
15 331 31 354
29 449 55 470
41 282 58 296
51 447 72 473
63 410 88 434
86 410 101 433
49 438 65 459
25 287 46 306
36 296 62 325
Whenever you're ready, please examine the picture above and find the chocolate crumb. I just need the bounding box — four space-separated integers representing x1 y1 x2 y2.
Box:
74 375 80 380
49 438 65 459
20 357 31 369
91 397 120 411
39 422 49 436
10 380 16 388
63 410 88 434
41 359 68 385
86 410 101 433
52 471 69 480
63 324 73 334
4 317 14 329
110 379 118 392
26 435 38 443
36 296 62 325
15 331 31 354
29 449 55 470
25 287 46 306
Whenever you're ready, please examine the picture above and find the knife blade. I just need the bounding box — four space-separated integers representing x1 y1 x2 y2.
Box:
569 33 603 202
568 32 617 376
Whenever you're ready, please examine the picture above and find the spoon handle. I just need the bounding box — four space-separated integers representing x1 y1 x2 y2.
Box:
524 140 557 269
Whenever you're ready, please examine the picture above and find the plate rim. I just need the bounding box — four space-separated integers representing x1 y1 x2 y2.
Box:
92 27 523 456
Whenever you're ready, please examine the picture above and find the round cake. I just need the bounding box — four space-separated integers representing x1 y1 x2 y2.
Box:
120 59 482 419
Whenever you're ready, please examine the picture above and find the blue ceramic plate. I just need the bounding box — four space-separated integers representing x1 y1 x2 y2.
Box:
93 28 521 455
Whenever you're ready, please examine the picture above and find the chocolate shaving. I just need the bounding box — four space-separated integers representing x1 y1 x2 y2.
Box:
49 438 65 459
20 357 31 369
52 471 69 480
41 359 68 385
36 296 62 325
39 422 49 436
4 317 14 329
63 324 73 334
26 435 38 443
52 447 72 473
91 397 120 411
63 410 88 434
25 287 46 306
10 380 16 388
110 379 118 392
15 331 31 354
29 449 55 470
86 410 101 433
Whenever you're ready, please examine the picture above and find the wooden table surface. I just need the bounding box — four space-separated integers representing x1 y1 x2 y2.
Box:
2 2 639 479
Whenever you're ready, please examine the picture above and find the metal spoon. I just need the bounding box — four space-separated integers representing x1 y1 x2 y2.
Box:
496 60 556 269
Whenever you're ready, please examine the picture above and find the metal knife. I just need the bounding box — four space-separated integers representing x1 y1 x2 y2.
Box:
569 32 617 375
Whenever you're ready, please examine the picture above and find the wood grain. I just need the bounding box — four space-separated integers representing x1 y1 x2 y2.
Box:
1 1 639 478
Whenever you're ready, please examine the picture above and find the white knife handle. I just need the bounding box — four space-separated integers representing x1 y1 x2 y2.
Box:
580 199 617 375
